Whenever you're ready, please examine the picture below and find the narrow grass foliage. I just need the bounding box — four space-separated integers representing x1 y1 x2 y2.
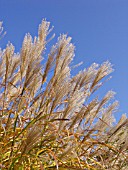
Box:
0 20 127 170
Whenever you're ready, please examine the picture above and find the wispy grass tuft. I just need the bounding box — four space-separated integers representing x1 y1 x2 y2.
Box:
0 20 127 170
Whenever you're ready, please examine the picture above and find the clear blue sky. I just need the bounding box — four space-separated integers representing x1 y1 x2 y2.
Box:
0 0 128 120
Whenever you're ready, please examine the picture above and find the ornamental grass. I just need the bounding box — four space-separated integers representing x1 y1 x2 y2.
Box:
0 20 127 170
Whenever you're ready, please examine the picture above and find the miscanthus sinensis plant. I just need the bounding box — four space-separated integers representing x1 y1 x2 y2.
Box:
0 20 127 170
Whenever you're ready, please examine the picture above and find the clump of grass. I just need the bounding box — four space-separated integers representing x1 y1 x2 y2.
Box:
0 20 127 170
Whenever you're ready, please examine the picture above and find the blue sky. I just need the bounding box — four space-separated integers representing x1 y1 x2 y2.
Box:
0 0 128 120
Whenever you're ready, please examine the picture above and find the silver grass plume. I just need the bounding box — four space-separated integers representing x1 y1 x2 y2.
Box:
0 20 127 170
